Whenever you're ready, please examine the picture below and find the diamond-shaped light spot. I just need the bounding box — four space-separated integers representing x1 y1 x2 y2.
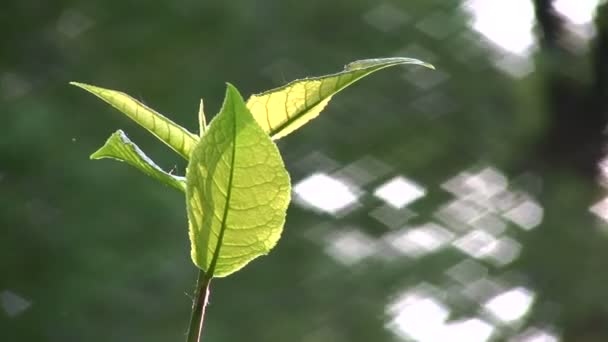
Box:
445 259 488 285
484 236 521 266
435 199 485 231
440 318 495 342
483 287 535 323
386 294 450 341
407 223 454 251
503 199 543 230
324 229 376 265
370 204 417 229
463 278 504 303
375 176 426 209
441 167 508 207
513 327 559 342
334 155 392 187
294 173 359 214
387 223 454 257
452 229 498 258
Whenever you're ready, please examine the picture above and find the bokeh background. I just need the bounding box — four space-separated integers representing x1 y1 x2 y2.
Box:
3 0 608 341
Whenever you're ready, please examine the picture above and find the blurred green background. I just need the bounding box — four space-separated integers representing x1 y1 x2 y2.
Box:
3 0 608 341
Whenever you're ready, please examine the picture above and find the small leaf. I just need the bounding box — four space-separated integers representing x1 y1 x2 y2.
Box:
198 98 207 136
186 84 291 278
71 82 199 160
91 130 186 192
246 57 434 139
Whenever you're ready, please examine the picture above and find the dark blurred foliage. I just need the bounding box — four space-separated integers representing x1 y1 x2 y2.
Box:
2 0 608 341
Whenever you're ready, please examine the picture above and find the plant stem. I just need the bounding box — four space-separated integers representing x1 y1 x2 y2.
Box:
187 269 212 342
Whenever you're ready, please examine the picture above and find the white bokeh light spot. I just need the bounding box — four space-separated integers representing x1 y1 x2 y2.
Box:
374 176 426 208
324 229 376 266
464 0 536 55
513 327 560 342
439 318 495 342
503 199 544 230
386 223 454 258
554 0 599 25
294 173 359 214
386 295 450 341
483 287 535 323
452 229 498 259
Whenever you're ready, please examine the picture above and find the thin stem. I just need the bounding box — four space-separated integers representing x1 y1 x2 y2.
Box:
187 269 212 342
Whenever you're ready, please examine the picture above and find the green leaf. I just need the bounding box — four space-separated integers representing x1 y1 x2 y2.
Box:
186 84 291 278
198 98 207 136
70 82 198 160
246 57 434 139
91 130 186 192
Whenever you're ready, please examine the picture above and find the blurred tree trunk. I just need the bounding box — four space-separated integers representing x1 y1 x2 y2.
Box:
533 0 608 176
526 1 608 341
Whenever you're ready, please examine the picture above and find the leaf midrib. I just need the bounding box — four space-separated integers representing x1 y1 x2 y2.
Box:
206 98 238 278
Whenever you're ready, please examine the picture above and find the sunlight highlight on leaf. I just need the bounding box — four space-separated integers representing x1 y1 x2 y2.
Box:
198 98 207 136
91 130 186 192
186 84 291 278
246 57 433 139
71 82 199 160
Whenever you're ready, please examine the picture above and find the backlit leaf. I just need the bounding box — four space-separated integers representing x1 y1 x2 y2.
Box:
186 84 291 278
71 82 198 160
246 57 433 139
198 98 207 136
91 130 186 192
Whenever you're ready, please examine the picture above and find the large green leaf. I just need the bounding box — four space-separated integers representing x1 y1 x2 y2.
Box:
186 84 291 278
246 57 434 139
71 82 198 160
91 130 186 192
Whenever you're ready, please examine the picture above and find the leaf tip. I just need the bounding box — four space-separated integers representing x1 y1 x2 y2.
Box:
70 82 97 93
89 130 124 160
90 140 110 160
224 82 239 95
423 63 436 70
198 98 207 136
90 147 105 160
223 82 246 104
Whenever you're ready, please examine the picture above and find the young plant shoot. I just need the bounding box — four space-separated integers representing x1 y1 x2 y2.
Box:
71 57 433 341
